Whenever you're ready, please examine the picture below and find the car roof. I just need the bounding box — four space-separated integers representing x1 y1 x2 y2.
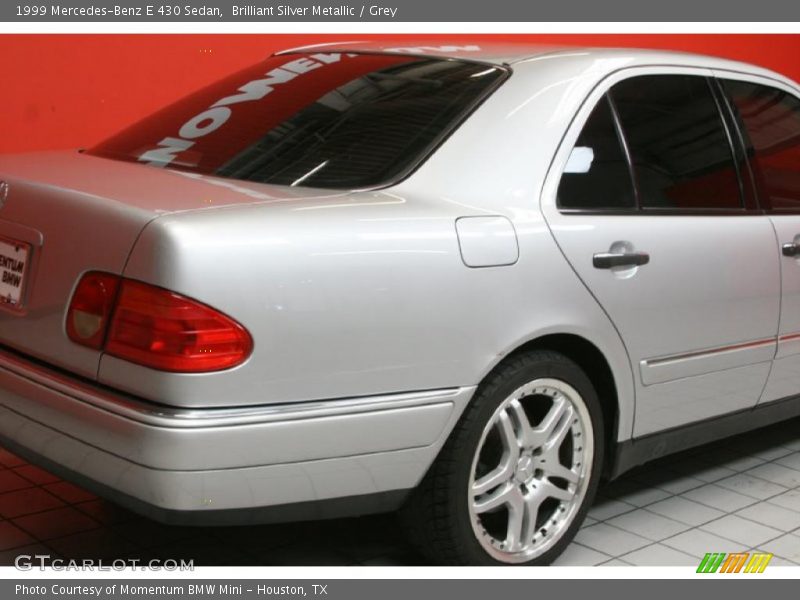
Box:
275 41 796 87
275 40 567 65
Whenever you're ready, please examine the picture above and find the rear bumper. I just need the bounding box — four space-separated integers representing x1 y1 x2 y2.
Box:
0 347 473 524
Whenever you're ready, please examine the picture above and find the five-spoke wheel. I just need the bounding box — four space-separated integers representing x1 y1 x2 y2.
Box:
402 350 604 565
468 378 593 562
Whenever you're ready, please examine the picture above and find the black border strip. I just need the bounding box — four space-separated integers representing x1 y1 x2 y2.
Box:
611 393 800 478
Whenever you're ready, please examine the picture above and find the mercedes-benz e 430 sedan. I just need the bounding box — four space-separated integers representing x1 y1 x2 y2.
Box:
1 42 800 565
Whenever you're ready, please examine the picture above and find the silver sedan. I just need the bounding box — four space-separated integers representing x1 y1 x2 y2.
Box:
1 42 800 565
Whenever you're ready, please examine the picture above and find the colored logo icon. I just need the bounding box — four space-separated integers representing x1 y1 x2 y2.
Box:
697 552 773 573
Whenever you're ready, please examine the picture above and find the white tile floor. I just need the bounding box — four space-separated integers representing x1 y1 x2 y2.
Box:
555 417 800 566
1 416 799 566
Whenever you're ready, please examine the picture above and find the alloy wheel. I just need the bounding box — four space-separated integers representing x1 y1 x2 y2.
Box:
468 378 594 563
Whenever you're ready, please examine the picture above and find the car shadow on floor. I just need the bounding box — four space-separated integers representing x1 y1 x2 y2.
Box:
1 416 799 566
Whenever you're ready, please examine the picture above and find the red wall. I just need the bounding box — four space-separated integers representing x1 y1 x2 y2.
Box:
2 34 799 155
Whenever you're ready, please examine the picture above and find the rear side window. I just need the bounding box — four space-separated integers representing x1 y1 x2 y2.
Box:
611 75 743 210
88 53 505 190
722 80 800 211
557 96 636 210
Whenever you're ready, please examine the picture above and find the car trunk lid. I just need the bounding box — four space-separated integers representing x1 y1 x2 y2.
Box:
0 150 345 379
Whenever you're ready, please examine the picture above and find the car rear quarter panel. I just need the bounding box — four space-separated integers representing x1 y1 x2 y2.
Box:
101 54 637 441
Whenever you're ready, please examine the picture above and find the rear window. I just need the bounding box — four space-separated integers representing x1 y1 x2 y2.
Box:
87 52 506 190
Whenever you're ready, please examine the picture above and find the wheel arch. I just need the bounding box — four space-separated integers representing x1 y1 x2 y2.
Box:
484 333 624 479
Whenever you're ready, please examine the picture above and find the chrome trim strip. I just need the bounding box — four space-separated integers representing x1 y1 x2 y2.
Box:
639 337 778 386
774 332 800 360
0 347 470 429
643 337 776 367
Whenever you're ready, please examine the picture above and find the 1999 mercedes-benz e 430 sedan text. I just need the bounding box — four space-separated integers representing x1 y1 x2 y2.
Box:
2 42 800 565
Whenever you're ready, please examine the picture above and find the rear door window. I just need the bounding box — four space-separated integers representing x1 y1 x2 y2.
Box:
611 75 743 210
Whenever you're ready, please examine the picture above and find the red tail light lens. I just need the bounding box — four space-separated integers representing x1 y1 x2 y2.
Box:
66 272 120 350
67 273 253 373
105 280 253 373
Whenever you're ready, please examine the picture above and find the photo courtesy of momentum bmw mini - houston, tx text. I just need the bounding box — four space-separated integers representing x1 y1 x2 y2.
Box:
2 36 800 568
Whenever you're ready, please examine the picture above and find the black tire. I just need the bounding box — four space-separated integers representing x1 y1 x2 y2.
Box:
401 350 605 565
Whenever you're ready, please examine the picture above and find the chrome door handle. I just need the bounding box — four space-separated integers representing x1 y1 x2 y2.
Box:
593 251 650 269
782 242 800 257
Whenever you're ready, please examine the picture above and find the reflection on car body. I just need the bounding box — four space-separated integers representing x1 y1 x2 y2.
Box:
1 42 800 565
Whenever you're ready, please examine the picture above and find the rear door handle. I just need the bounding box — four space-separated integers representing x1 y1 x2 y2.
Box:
783 242 800 257
593 251 650 269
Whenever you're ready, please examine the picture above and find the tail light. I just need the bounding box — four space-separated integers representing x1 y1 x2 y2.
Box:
67 273 252 373
66 272 120 350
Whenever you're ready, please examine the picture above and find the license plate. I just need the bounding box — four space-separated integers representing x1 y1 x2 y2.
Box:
0 236 31 310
